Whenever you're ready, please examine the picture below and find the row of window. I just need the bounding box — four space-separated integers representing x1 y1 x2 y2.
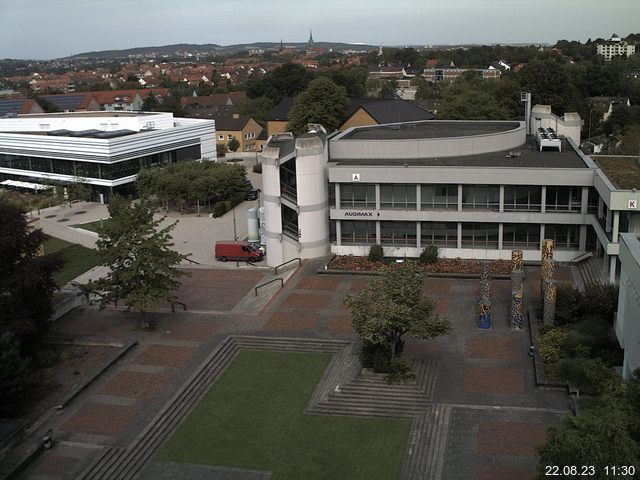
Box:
216 132 257 142
337 184 596 213
0 146 200 181
339 221 589 250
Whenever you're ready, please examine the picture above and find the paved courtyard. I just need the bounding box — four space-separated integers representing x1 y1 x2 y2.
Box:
7 259 573 480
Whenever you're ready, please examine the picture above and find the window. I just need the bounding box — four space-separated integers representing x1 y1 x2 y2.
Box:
545 224 580 249
421 222 458 247
218 135 224 140
545 187 581 212
462 186 500 210
341 221 376 245
503 186 542 212
502 223 540 248
380 221 416 245
461 223 499 248
380 184 417 209
340 183 375 208
421 184 457 210
227 134 233 140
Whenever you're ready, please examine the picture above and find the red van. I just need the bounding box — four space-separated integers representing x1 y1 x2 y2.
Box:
215 241 264 263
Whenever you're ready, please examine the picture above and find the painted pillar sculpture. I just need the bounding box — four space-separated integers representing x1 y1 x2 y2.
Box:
540 239 555 310
510 250 525 329
543 279 557 326
479 261 491 329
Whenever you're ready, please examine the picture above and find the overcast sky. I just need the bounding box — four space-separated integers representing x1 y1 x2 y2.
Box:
0 0 639 59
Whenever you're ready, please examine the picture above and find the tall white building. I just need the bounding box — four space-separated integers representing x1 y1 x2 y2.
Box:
597 34 636 61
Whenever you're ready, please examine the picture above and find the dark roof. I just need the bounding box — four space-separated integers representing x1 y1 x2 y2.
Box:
357 99 436 124
215 114 252 131
331 136 587 169
341 121 519 140
266 138 296 157
0 98 30 116
266 96 294 121
41 93 90 110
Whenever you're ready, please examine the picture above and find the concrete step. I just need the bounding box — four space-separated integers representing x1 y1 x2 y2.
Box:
311 404 422 419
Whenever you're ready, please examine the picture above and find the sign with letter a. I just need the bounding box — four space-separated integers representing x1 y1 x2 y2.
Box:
352 173 360 182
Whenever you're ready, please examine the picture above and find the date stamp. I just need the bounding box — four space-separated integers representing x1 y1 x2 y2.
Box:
545 465 637 476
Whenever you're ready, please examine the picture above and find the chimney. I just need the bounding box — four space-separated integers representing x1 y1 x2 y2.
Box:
233 113 240 119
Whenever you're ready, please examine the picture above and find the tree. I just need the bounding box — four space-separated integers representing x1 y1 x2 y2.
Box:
344 263 451 376
377 79 398 99
518 59 575 113
286 77 349 135
0 332 34 417
236 96 275 125
141 92 160 111
85 197 189 328
439 74 509 120
0 198 61 346
216 142 227 158
245 63 315 103
227 136 240 152
326 66 369 97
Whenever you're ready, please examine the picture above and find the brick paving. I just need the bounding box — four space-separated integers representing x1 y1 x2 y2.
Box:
13 259 574 480
464 367 525 395
132 344 196 368
99 370 172 399
62 402 140 436
477 421 548 457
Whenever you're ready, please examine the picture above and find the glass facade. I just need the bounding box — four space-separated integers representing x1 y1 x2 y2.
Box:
545 224 580 249
503 186 542 212
341 220 376 245
340 184 375 208
502 223 541 248
380 221 416 245
545 186 582 212
462 186 500 210
421 222 458 247
421 184 457 210
0 146 199 181
461 223 499 248
279 159 297 202
380 184 416 209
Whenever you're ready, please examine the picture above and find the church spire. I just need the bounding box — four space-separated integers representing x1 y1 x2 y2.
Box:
308 29 314 46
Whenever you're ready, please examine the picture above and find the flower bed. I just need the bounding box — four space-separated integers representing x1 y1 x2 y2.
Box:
327 256 512 275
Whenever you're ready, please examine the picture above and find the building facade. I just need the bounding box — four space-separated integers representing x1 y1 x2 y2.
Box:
0 111 215 201
259 109 640 281
597 34 636 61
615 233 640 378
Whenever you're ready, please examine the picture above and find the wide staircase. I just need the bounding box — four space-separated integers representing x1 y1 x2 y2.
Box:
77 336 449 480
577 256 606 286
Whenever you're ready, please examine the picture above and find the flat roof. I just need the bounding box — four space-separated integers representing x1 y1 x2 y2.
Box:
339 120 521 140
330 136 588 169
18 111 161 119
593 156 640 190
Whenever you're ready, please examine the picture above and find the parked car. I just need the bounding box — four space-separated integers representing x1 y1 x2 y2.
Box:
215 240 264 263
245 188 261 201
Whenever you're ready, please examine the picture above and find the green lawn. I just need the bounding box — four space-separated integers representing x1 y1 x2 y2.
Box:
75 218 111 233
44 237 101 287
157 350 411 480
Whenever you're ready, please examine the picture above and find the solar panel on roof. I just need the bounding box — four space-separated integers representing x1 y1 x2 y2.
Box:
0 99 25 116
42 95 84 110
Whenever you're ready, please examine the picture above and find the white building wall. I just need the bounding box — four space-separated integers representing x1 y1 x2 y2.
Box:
0 111 175 132
295 136 330 259
530 105 582 146
260 145 287 267
615 233 640 378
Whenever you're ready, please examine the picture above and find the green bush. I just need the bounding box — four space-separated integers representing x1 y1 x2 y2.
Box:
554 284 582 325
537 328 568 364
253 163 263 174
212 200 232 218
557 357 619 395
582 283 619 322
419 245 438 265
368 244 384 262
385 356 416 384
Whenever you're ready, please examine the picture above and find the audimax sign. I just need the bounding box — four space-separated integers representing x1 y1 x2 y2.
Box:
344 211 380 217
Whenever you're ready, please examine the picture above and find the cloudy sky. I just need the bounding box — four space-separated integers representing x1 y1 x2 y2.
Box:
0 0 638 59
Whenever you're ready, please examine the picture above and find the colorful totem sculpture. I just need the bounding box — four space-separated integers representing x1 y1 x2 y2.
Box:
479 261 491 329
543 279 557 326
510 250 525 329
